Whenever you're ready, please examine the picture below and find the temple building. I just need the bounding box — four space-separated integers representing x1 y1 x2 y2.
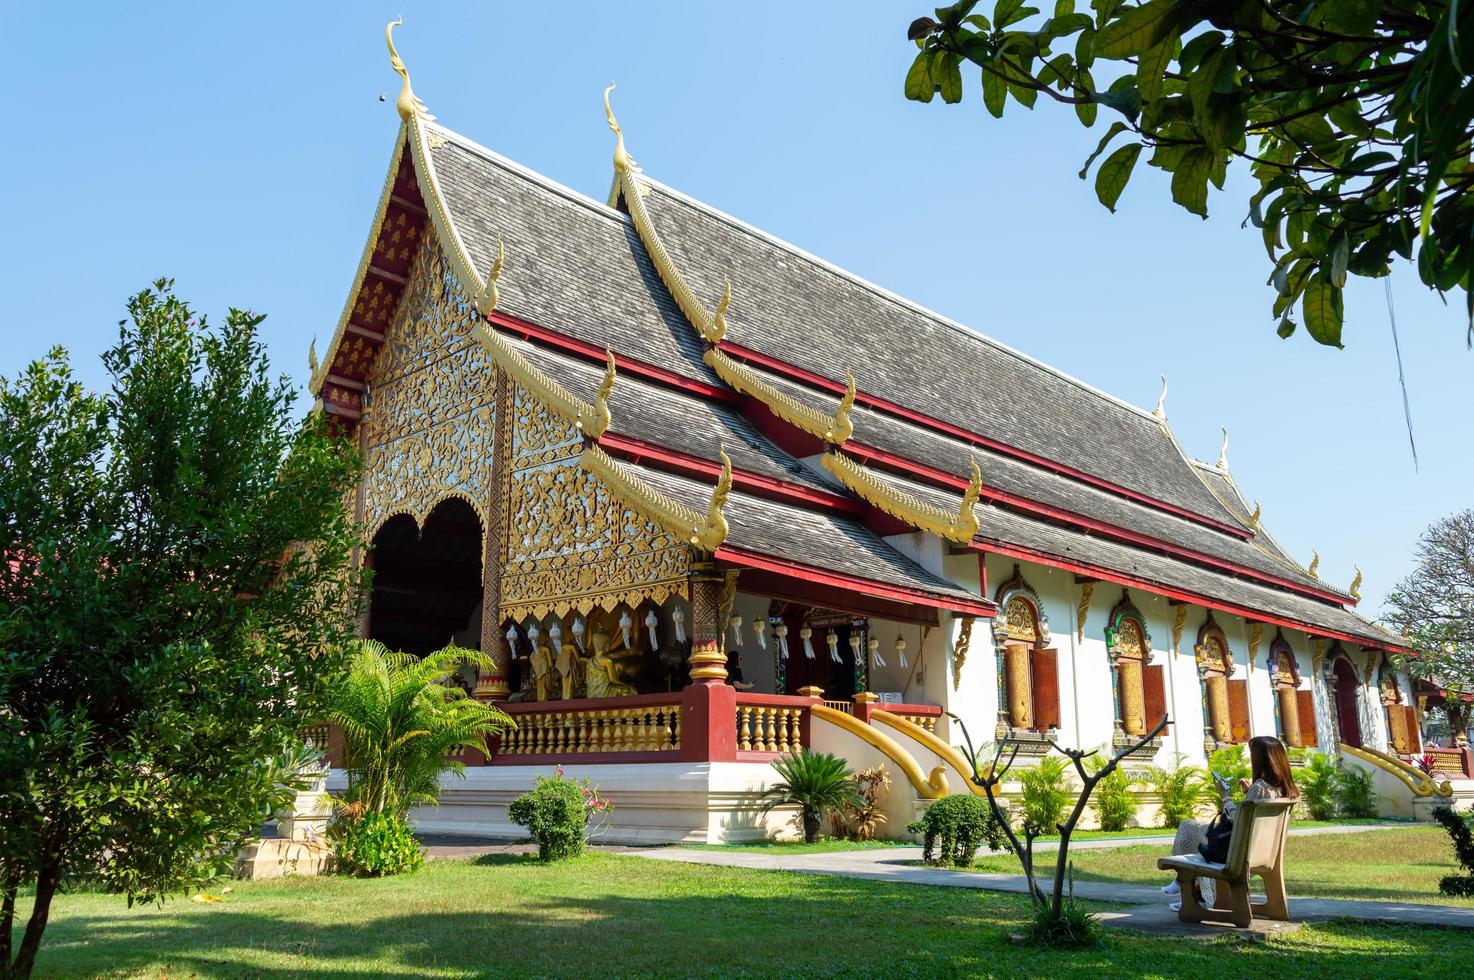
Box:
311 24 1470 841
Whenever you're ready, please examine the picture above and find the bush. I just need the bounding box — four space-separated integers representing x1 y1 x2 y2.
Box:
1087 756 1137 832
1299 752 1339 820
1146 759 1208 829
1433 806 1474 897
1208 746 1252 804
1016 755 1072 831
908 794 1010 867
509 769 611 862
762 750 863 844
839 765 892 841
1334 765 1378 819
330 808 424 877
1025 895 1100 948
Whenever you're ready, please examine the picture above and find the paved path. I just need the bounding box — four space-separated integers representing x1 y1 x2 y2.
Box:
631 843 1474 938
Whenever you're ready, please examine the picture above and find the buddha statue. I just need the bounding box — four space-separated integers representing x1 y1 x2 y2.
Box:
586 627 641 699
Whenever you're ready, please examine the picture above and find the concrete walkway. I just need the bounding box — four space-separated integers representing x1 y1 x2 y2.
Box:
631 843 1474 938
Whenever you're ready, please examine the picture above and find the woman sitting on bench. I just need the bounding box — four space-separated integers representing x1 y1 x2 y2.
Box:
1163 735 1299 910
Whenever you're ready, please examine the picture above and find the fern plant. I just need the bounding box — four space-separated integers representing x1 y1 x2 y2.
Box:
762 750 864 843
1016 755 1073 831
1298 752 1340 820
1146 758 1209 829
327 640 512 817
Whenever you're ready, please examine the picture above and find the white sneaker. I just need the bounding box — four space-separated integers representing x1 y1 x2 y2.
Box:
1161 881 1180 896
1170 901 1182 912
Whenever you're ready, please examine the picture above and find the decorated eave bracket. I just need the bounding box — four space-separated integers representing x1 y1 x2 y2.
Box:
604 82 981 545
469 235 733 554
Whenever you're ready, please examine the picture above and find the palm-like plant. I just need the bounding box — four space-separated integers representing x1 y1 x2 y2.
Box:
326 640 512 817
1146 758 1210 829
762 750 864 843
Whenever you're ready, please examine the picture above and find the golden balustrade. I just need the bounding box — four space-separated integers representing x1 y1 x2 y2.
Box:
887 711 940 734
497 701 681 758
736 702 807 754
822 699 853 715
1425 747 1473 778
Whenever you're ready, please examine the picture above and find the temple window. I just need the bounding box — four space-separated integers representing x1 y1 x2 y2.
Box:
991 567 1060 745
1378 661 1421 756
1268 632 1315 747
1105 591 1165 745
1194 615 1248 749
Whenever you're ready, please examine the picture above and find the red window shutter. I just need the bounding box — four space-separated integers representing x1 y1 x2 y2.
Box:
1228 679 1251 743
1297 689 1318 748
1404 705 1422 754
1143 664 1168 732
1030 648 1060 732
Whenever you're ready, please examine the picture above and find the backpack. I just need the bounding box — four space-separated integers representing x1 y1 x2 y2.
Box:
1197 811 1234 864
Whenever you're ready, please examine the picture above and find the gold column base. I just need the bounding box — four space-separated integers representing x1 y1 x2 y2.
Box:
474 676 510 701
797 685 825 699
688 640 728 682
853 691 880 704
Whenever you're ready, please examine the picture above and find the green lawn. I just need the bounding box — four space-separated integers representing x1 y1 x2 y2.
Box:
966 826 1471 907
16 850 1474 977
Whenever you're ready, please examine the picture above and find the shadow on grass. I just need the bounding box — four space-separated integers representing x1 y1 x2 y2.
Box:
23 856 1474 978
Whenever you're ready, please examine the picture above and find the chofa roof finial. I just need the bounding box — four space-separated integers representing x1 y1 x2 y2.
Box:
386 18 434 123
603 82 636 173
1152 376 1168 420
1308 550 1320 578
1349 566 1363 602
1217 426 1229 469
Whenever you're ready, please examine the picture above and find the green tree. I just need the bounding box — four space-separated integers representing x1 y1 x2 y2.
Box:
0 281 363 978
328 641 512 817
906 0 1474 346
1386 508 1474 706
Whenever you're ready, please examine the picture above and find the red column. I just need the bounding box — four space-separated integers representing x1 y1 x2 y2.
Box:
680 680 736 763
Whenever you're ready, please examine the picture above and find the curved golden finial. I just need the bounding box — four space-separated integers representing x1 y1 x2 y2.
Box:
694 446 734 552
1217 426 1230 469
1350 565 1363 603
1308 550 1320 579
707 278 731 344
1152 375 1168 420
308 337 319 377
829 371 856 446
578 350 617 439
603 82 635 173
1248 500 1261 531
820 451 980 543
472 235 506 315
386 18 434 123
953 458 983 541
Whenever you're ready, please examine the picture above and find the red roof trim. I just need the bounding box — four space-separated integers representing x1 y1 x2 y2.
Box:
844 442 1350 605
716 546 996 619
718 340 1250 540
972 542 1400 653
598 432 865 516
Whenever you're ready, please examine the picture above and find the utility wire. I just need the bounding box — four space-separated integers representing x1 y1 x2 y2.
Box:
1384 277 1418 472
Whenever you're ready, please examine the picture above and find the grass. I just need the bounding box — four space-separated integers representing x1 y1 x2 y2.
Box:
966 826 1472 907
15 850 1474 977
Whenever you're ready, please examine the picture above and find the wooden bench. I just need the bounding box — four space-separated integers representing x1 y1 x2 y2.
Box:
1156 799 1294 928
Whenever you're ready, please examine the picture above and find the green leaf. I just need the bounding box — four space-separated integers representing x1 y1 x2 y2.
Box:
1076 97 1098 126
1329 233 1350 288
1277 316 1297 339
1136 38 1173 103
1095 143 1142 211
982 64 1007 117
905 53 935 102
1302 274 1344 347
1094 0 1179 58
1078 121 1129 177
1093 79 1141 121
939 53 965 103
996 0 1025 26
1170 147 1212 217
1055 0 1075 14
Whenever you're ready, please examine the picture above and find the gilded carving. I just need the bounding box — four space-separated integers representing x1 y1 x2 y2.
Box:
362 239 497 537
952 615 974 689
1076 581 1094 642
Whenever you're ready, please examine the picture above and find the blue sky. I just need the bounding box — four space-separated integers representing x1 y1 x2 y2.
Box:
4 2 1469 616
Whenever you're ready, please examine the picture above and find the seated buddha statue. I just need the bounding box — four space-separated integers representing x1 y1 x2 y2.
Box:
586 628 641 699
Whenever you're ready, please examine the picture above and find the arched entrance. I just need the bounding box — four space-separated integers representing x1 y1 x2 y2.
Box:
367 498 484 658
1332 657 1362 749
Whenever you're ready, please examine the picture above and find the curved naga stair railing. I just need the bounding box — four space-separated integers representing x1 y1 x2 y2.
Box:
870 710 985 798
1340 743 1453 798
809 704 948 799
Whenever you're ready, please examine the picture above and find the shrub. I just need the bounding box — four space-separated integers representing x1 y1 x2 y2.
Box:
1146 759 1209 829
1414 755 1439 777
508 769 612 862
1298 752 1340 820
330 809 424 877
839 765 893 841
1208 745 1252 804
1016 755 1072 831
1025 894 1100 948
762 750 863 844
908 794 1010 867
1334 765 1378 818
1433 806 1474 897
1087 755 1137 832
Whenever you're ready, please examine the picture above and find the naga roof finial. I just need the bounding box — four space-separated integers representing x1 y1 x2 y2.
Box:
386 18 434 123
308 337 319 376
1249 500 1261 531
1217 426 1230 469
708 278 731 345
580 349 617 439
1152 376 1168 420
694 446 734 552
829 370 857 446
603 82 635 173
473 236 506 315
1308 550 1320 578
1349 566 1363 603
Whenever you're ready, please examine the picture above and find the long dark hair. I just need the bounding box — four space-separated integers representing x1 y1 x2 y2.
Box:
1248 735 1299 799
